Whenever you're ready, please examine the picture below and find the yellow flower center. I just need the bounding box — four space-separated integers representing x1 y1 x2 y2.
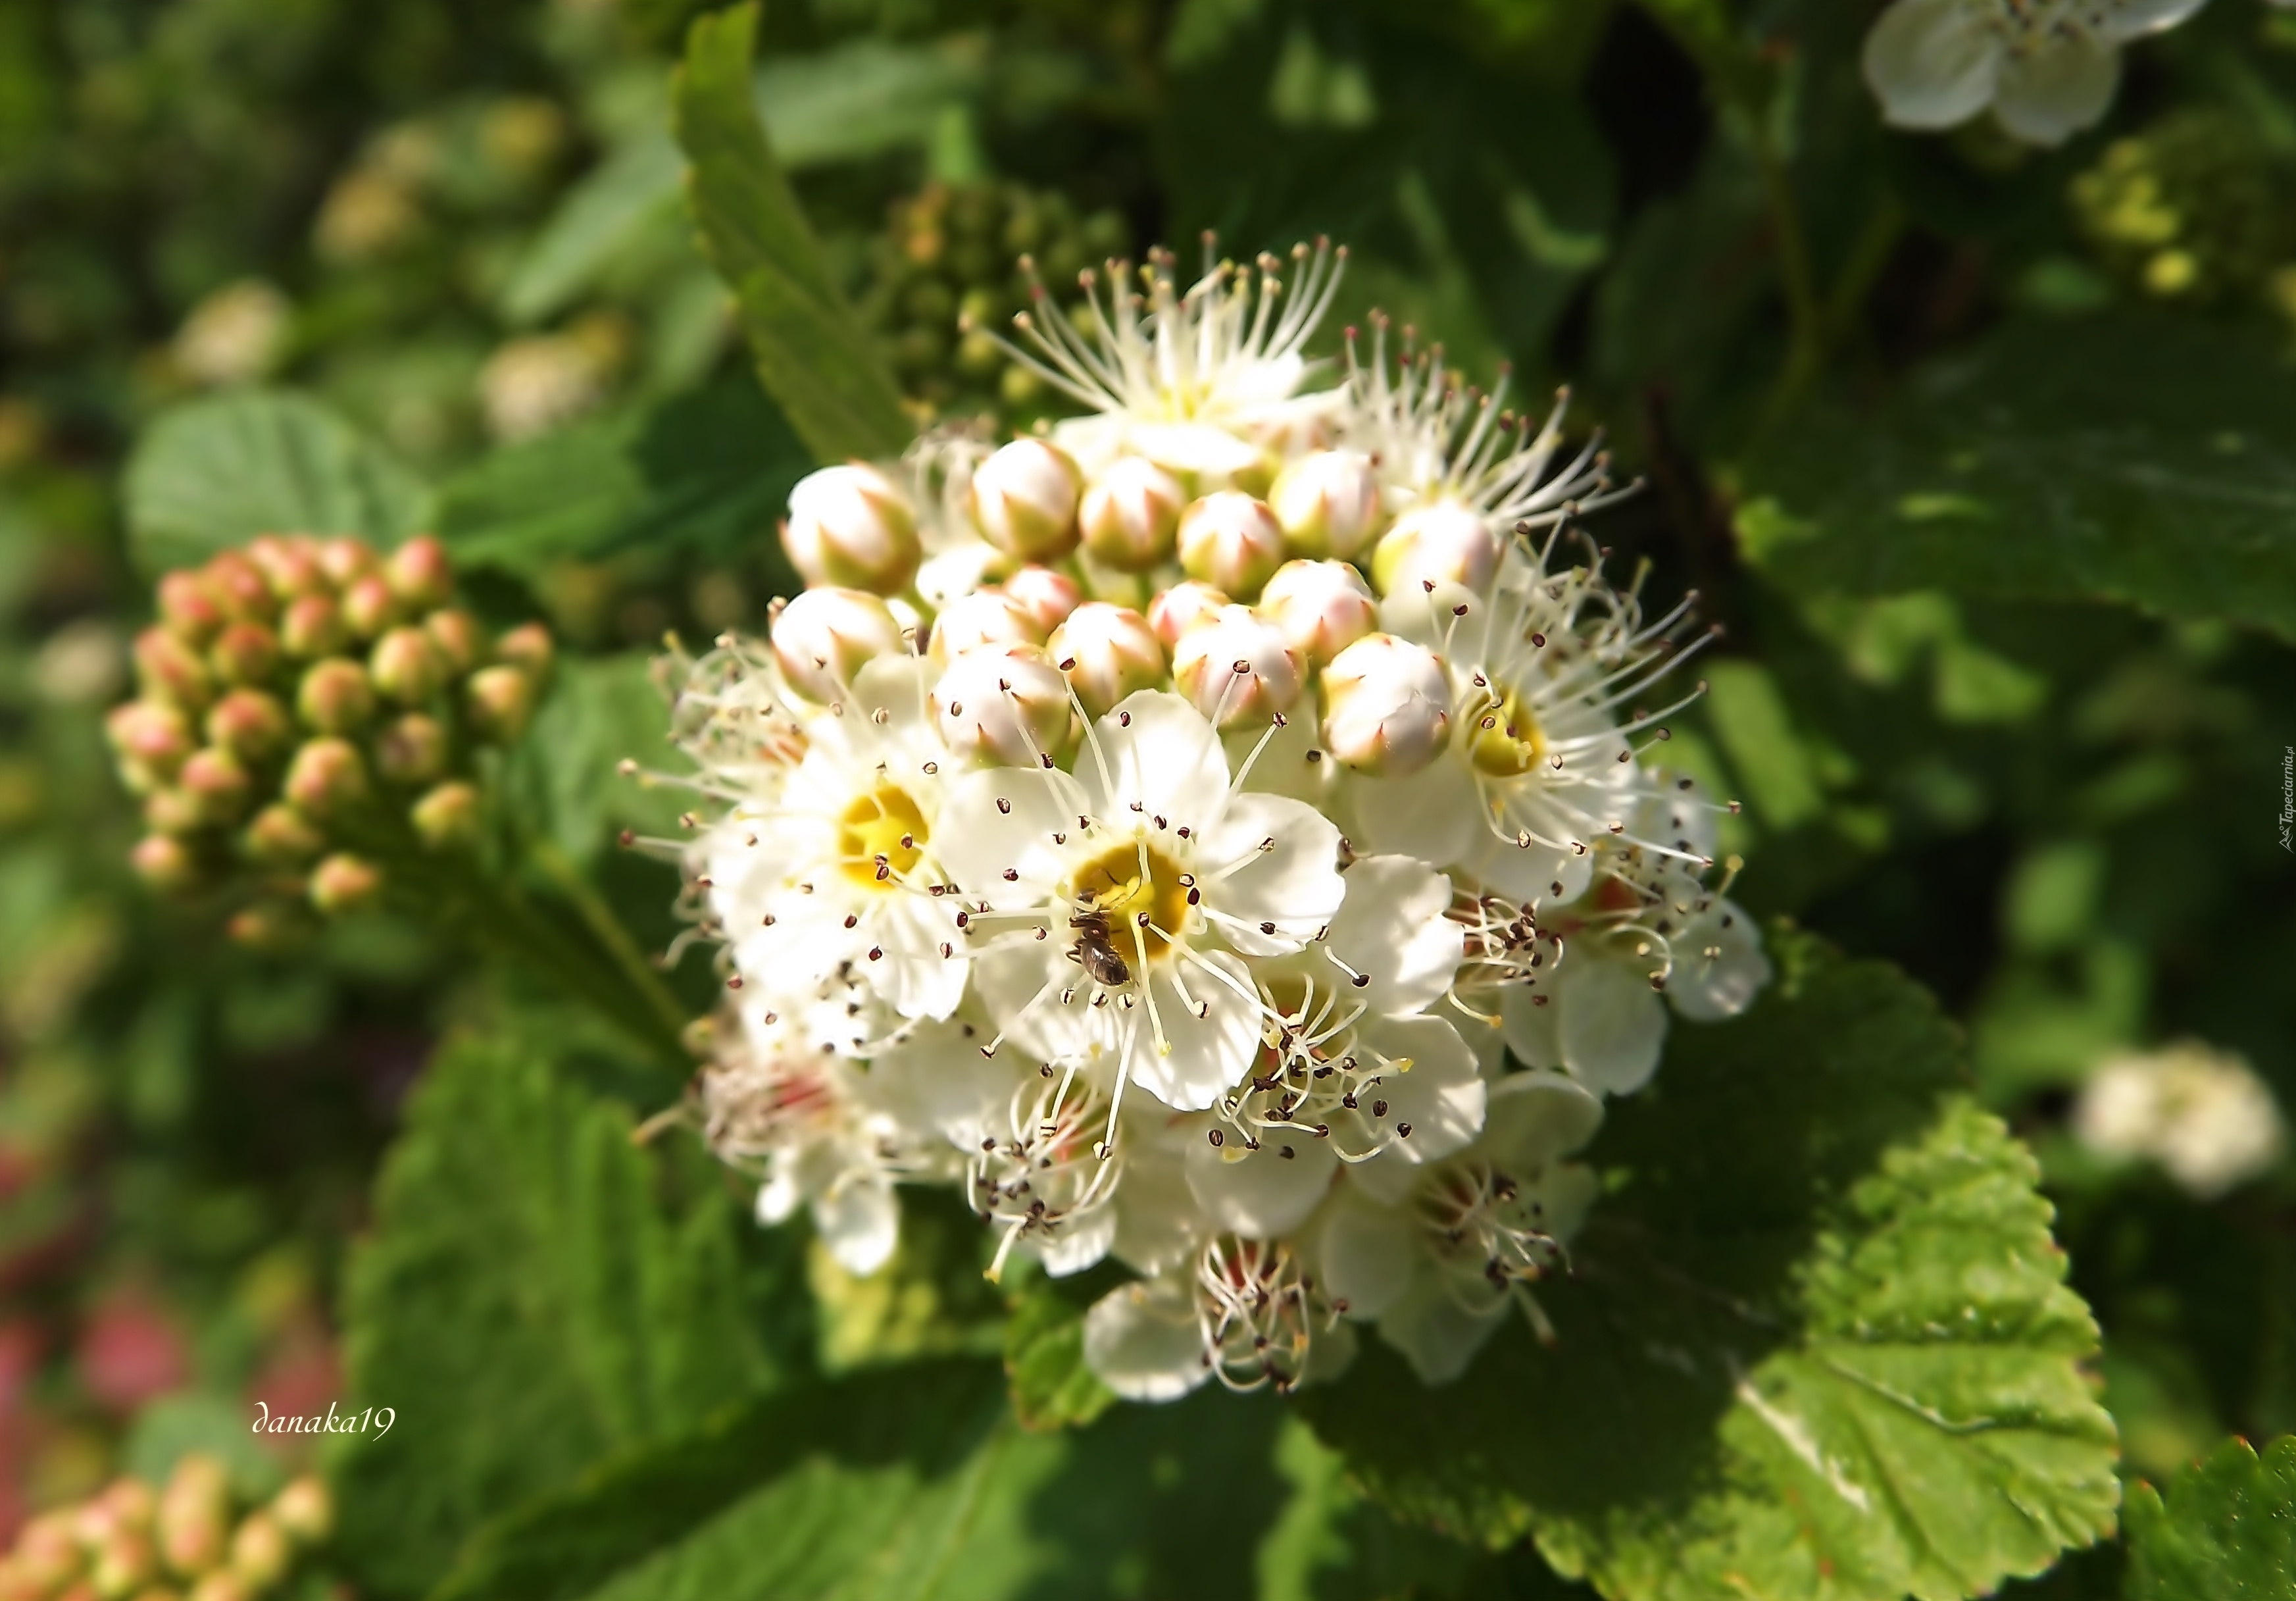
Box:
1070 839 1192 967
1466 683 1546 777
836 783 928 890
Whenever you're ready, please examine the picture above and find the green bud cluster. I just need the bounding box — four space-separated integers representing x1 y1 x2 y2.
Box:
2071 109 2296 309
110 531 552 945
859 180 1128 421
0 1457 331 1601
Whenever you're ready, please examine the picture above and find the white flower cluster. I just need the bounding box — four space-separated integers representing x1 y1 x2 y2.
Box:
2074 1040 2285 1200
659 243 1772 1398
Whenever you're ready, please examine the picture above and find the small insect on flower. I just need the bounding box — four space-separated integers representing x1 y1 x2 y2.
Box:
1068 893 1132 988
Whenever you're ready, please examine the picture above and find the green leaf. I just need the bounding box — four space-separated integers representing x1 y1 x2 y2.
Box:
1298 930 2120 1601
500 136 686 328
1002 1278 1118 1433
432 376 809 582
2124 1435 2296 1599
670 4 910 466
503 652 687 871
333 1031 803 1599
125 388 431 574
1739 313 2296 642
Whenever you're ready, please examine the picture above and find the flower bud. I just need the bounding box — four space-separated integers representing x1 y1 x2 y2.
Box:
1257 559 1376 666
296 659 375 735
159 1456 230 1579
370 626 446 705
13 1512 83 1589
495 621 554 683
244 803 325 866
191 1573 252 1601
1370 501 1501 596
178 748 254 826
770 588 905 704
247 534 328 600
341 574 399 640
1320 632 1454 775
284 738 368 819
969 438 1081 561
157 572 226 645
208 622 279 689
1145 581 1228 648
143 788 206 836
309 853 384 915
99 1479 159 1537
279 593 347 660
1170 605 1303 728
108 701 195 790
926 590 1043 667
385 534 454 609
465 665 536 743
202 551 276 623
136 628 215 711
203 689 290 762
228 899 309 951
1002 566 1081 634
411 780 481 850
1269 449 1385 560
1079 456 1184 571
90 1526 157 1596
783 463 920 594
268 1477 332 1546
934 645 1076 767
424 609 486 675
132 833 203 894
226 1512 290 1591
1178 492 1285 600
1047 602 1164 718
374 713 449 784
317 536 378 588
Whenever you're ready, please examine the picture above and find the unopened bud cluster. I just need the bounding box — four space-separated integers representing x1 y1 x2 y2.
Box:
0 1456 331 1601
670 240 1772 1402
111 532 551 944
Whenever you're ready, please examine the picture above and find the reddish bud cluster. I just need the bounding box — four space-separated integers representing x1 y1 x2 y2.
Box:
0 1455 331 1601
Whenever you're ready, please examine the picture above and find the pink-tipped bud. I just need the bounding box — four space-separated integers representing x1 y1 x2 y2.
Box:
279 592 347 660
933 645 1076 767
494 622 553 683
1268 449 1385 561
1370 501 1501 596
1170 605 1303 728
1079 456 1184 572
247 534 328 600
178 748 254 826
465 665 536 743
208 621 280 689
226 901 307 952
411 780 481 850
268 1477 332 1546
341 574 399 640
1320 632 1454 776
1146 581 1228 648
157 572 227 645
782 463 921 594
108 701 196 790
309 853 384 916
132 833 202 894
244 803 326 866
284 738 368 819
100 1479 159 1535
317 536 379 588
926 590 1043 668
1046 602 1165 718
969 438 1082 561
1001 566 1081 634
385 534 454 610
143 787 205 836
191 1574 253 1601
424 609 486 675
136 627 215 712
159 1456 230 1579
1178 492 1285 600
1257 559 1377 667
296 659 375 735
770 588 905 704
90 1526 158 1596
203 689 291 761
374 713 448 784
202 551 277 623
370 626 445 706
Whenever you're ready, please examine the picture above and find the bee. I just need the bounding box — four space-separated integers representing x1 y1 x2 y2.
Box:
1066 898 1132 988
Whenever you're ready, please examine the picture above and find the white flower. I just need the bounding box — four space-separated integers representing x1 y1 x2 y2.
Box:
970 1075 1128 1280
1007 243 1350 484
2075 1041 2286 1199
1084 1234 1352 1400
937 690 1345 1148
1862 0 2209 147
782 463 920 595
175 280 291 387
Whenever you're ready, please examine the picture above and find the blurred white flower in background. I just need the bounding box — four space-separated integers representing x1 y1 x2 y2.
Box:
174 280 291 387
2074 1040 2285 1199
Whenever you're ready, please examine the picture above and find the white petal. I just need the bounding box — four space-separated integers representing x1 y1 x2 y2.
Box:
1310 1184 1421 1319
1376 1275 1509 1386
1132 954 1262 1110
1037 1203 1118 1277
870 894 969 1021
1501 982 1562 1071
1665 902 1772 1024
1112 1135 1206 1275
1084 1277 1212 1402
1347 757 1482 870
1557 955 1668 1096
1862 0 2001 130
1199 790 1344 955
937 767 1074 900
866 1021 1013 1148
1480 1071 1605 1171
1085 690 1229 823
814 1175 899 1276
757 1162 803 1225
1993 36 2119 145
1359 1015 1488 1165
853 653 937 730
1184 1121 1339 1236
2093 0 2207 40
1327 856 1460 1017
